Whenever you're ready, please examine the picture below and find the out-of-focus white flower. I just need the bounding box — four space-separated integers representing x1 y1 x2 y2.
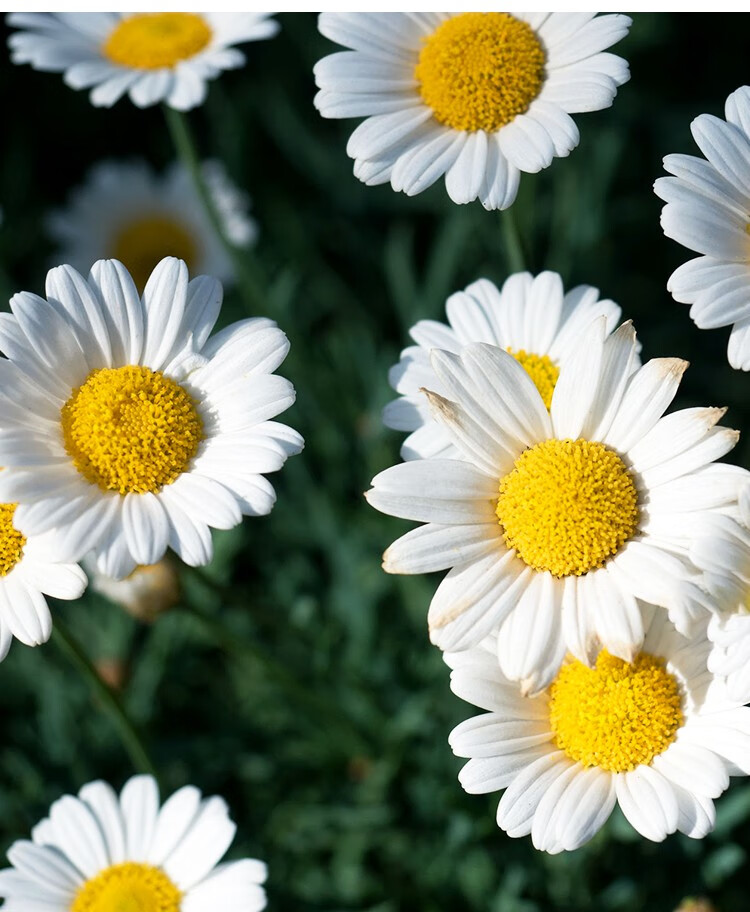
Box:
8 12 278 110
88 557 180 623
48 160 256 293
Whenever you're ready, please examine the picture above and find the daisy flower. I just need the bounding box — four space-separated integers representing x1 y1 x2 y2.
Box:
0 499 86 662
314 13 631 208
366 319 747 689
0 256 303 580
655 85 750 370
7 12 278 110
0 774 267 911
384 270 624 460
48 160 257 293
447 610 750 853
88 557 180 623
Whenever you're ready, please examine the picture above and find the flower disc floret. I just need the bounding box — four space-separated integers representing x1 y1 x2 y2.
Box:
496 438 640 577
103 13 212 70
0 503 25 576
61 365 204 495
507 347 559 410
112 215 198 292
415 12 546 133
72 862 181 912
548 650 684 772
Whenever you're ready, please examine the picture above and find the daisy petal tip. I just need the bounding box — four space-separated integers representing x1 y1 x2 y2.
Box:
422 387 459 419
519 677 537 698
381 548 399 574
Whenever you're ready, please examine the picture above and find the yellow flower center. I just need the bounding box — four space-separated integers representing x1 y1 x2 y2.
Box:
0 503 25 576
496 439 640 577
103 13 212 70
415 12 546 133
111 215 199 294
61 365 204 495
548 650 684 772
507 348 559 410
71 862 182 912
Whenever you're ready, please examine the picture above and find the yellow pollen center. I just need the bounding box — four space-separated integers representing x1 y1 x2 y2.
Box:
103 13 212 70
415 12 546 133
0 503 25 576
111 215 199 294
496 438 640 577
61 365 204 495
507 348 559 410
548 651 684 772
71 862 182 912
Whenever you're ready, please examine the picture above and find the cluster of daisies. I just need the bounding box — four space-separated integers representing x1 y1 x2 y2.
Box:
370 269 750 851
1 9 750 908
0 12 295 909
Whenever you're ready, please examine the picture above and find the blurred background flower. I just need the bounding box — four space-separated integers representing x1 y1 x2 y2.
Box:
47 159 256 291
7 12 279 110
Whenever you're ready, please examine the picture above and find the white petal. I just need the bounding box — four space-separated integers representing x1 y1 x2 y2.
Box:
366 459 497 525
78 781 126 866
120 775 159 861
123 493 170 566
497 572 566 694
496 751 571 837
45 264 113 369
478 136 520 210
140 258 189 369
652 742 728 799
604 358 688 453
692 113 750 200
162 797 235 890
550 316 606 439
428 550 531 651
383 522 497 574
445 131 488 205
615 766 679 842
148 785 202 867
590 566 644 662
47 795 109 878
497 114 555 173
88 260 144 365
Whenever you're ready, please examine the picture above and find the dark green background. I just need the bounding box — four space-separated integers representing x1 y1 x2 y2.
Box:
0 12 748 911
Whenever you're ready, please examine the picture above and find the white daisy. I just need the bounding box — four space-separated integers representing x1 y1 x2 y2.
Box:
0 499 86 662
366 319 747 689
88 557 180 624
0 256 303 580
7 12 278 110
314 13 631 208
48 160 256 294
448 610 750 853
0 774 267 911
655 85 750 371
384 270 625 460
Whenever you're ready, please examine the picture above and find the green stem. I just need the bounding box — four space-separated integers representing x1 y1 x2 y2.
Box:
52 617 158 779
179 600 371 757
500 205 527 274
163 106 266 314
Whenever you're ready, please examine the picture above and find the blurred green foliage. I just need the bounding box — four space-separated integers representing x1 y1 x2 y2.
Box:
0 12 749 912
